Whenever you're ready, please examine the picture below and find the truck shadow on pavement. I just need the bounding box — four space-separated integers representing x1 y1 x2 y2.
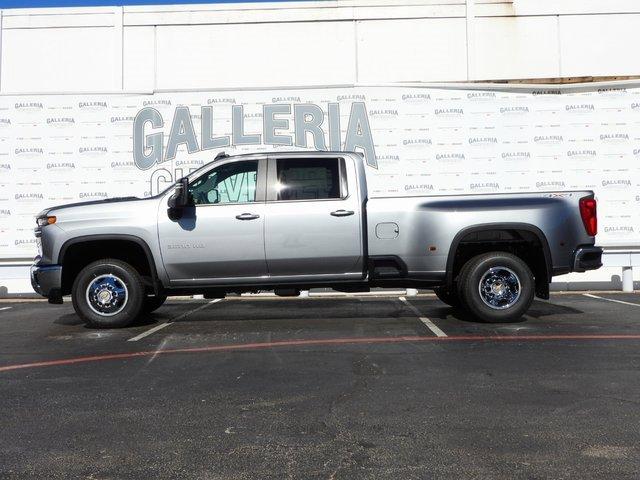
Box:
159 298 417 324
54 312 160 328
49 297 586 330
53 313 84 326
426 300 584 324
523 300 584 319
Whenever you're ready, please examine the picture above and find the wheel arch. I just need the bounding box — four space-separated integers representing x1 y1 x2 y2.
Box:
59 234 161 295
445 222 553 297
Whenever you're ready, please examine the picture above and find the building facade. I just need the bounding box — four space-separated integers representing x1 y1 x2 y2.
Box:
1 0 640 293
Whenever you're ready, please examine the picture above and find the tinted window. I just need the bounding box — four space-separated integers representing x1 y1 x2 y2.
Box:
189 160 258 205
276 158 343 201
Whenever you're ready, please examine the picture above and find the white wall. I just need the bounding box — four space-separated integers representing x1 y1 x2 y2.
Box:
3 0 640 93
155 22 357 89
1 27 117 93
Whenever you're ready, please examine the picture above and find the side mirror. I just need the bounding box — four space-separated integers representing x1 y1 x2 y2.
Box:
167 177 190 220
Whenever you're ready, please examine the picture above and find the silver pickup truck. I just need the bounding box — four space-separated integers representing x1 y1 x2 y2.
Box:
31 151 602 328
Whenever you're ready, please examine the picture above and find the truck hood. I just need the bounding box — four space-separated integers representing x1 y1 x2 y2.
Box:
37 195 164 234
37 196 144 218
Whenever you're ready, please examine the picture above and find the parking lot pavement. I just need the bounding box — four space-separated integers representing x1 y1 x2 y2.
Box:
1 293 640 479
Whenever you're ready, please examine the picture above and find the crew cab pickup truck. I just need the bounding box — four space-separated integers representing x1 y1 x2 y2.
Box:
31 151 602 328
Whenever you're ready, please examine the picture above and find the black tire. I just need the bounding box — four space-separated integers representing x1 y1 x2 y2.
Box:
143 294 167 314
455 257 476 311
72 258 145 328
433 287 461 308
456 252 534 323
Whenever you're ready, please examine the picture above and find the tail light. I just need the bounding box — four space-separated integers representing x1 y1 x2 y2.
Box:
579 196 597 236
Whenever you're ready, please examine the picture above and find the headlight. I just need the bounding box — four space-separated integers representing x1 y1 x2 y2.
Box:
36 215 56 227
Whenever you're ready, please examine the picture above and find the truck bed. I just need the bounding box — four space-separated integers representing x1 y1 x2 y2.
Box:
366 190 595 280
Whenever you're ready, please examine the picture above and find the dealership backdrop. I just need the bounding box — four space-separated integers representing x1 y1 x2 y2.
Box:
1 0 640 293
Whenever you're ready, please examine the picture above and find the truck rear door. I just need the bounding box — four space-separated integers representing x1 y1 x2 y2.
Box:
264 155 364 279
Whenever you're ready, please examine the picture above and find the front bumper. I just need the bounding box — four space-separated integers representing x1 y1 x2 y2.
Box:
573 246 603 272
30 258 63 302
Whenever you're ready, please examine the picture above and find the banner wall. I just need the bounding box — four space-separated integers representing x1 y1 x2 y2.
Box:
1 86 639 258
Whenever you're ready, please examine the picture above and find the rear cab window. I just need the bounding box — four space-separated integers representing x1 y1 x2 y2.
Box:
273 157 348 201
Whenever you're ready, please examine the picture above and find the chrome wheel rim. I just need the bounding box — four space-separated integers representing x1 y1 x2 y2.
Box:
85 274 128 316
478 266 521 310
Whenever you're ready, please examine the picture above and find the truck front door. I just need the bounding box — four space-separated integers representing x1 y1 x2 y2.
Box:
158 158 268 284
263 156 364 279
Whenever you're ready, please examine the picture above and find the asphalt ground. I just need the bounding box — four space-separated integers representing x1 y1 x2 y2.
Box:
1 292 640 479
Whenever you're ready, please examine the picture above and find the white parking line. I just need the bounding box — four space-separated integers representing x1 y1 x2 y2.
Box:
0 306 12 312
127 298 223 342
399 296 447 337
582 293 640 308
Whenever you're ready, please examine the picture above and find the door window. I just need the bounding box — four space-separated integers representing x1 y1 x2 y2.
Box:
275 158 345 201
189 160 258 205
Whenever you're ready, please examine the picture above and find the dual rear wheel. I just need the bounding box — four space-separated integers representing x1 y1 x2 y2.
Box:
435 252 535 323
72 258 166 328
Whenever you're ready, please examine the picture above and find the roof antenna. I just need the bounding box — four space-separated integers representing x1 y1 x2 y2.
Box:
215 151 228 160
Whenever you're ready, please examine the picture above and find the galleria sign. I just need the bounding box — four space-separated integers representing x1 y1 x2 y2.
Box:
133 102 377 170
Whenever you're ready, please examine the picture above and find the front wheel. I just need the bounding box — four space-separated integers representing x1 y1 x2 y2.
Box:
456 252 534 323
72 259 145 328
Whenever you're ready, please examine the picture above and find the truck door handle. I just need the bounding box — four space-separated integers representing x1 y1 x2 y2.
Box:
235 213 260 220
330 209 354 217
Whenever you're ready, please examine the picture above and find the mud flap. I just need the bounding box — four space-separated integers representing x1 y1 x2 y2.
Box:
535 278 550 300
